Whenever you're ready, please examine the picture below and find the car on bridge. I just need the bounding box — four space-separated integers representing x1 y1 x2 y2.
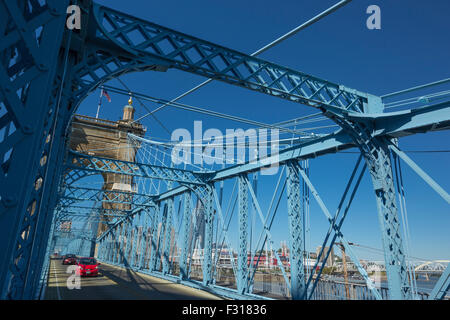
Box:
61 254 77 265
76 257 100 277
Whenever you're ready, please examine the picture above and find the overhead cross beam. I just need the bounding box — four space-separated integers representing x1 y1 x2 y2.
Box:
92 3 372 114
208 101 450 182
59 186 156 208
66 150 209 185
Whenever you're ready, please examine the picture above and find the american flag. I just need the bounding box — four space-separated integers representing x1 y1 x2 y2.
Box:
101 88 111 102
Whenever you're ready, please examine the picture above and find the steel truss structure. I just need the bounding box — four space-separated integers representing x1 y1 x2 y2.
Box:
0 0 449 300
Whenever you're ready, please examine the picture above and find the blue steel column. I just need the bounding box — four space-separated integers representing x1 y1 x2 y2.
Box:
110 231 116 263
162 197 174 274
0 0 71 299
100 238 104 261
286 161 306 299
202 185 215 286
110 226 116 263
105 234 110 262
364 139 411 299
116 225 121 263
180 192 192 280
156 203 168 272
103 234 108 262
121 218 131 266
36 209 60 299
29 142 68 299
118 222 126 264
130 214 139 268
150 204 161 271
128 217 135 266
109 227 116 263
98 239 103 260
125 217 134 267
103 237 108 261
331 105 412 300
117 224 123 264
237 175 249 294
429 264 450 300
103 237 108 262
109 232 114 262
111 226 120 263
100 237 105 261
102 235 107 262
134 212 143 268
138 211 149 269
326 96 411 300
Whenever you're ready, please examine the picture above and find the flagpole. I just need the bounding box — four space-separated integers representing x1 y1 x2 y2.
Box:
96 86 103 119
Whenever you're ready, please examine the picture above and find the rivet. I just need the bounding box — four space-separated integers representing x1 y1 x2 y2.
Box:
22 124 34 134
38 64 48 71
50 7 61 16
3 196 17 208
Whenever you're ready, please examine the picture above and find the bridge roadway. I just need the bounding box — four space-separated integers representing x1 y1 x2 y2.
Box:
44 258 221 300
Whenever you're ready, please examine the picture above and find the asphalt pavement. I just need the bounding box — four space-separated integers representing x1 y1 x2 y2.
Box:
44 258 221 300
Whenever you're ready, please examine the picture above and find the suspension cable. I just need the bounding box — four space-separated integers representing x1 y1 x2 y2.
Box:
132 0 353 124
99 84 320 136
381 78 450 99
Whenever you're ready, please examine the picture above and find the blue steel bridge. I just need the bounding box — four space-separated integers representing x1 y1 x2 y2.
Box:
0 0 449 300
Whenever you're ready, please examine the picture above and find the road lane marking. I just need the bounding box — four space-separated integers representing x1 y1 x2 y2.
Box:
52 260 61 300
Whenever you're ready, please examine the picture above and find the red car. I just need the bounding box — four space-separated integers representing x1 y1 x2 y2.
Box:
76 257 100 277
62 254 77 265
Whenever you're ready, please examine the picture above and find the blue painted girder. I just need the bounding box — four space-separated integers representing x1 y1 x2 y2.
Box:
209 101 450 181
92 3 371 114
130 101 450 210
66 150 209 185
59 185 156 208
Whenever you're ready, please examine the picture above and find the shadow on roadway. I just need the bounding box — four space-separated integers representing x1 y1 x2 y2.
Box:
99 263 221 300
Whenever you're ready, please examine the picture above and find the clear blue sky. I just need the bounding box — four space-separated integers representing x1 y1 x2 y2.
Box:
76 0 450 261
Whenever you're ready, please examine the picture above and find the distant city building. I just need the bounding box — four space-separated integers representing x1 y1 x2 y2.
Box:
316 246 334 267
247 253 278 268
280 240 289 256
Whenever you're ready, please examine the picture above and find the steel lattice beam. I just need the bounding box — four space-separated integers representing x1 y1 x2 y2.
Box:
286 161 306 299
60 186 156 208
66 150 208 185
93 3 371 114
429 264 450 300
328 107 412 299
237 175 249 294
179 192 192 280
162 192 174 275
202 185 215 286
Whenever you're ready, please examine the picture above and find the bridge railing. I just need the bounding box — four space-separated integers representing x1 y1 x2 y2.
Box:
189 266 441 300
308 279 439 300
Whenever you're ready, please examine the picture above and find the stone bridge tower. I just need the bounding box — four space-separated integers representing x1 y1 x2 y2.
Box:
69 97 146 235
